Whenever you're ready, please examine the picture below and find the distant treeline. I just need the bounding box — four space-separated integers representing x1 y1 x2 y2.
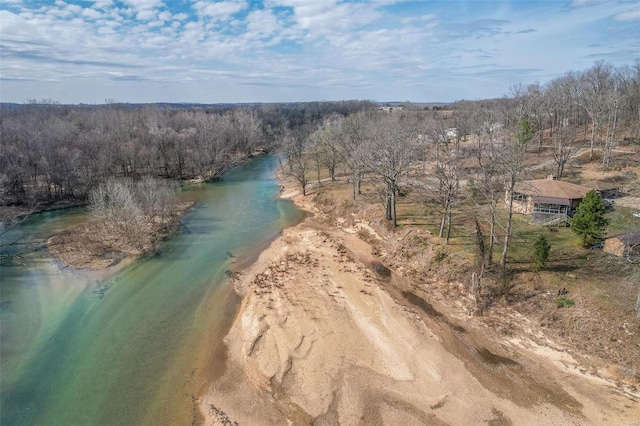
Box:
0 100 376 206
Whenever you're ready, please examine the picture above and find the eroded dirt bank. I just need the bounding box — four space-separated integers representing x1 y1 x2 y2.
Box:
200 180 640 425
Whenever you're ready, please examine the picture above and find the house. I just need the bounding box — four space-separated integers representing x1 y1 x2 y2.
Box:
377 106 404 112
604 233 640 257
583 180 621 199
509 176 594 224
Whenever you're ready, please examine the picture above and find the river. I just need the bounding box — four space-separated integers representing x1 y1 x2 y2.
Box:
0 156 304 425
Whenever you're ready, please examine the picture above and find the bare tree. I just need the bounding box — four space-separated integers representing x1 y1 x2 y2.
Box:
618 60 640 152
498 120 531 272
283 127 311 196
508 83 534 124
89 178 145 246
579 60 614 161
524 82 546 155
227 108 263 153
361 113 417 227
193 112 225 180
473 145 502 266
602 75 624 170
89 177 177 250
308 130 324 184
435 153 461 244
551 122 579 180
316 114 344 182
339 112 369 200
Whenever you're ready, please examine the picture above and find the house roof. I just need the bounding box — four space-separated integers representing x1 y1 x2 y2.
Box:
534 196 571 206
514 179 593 200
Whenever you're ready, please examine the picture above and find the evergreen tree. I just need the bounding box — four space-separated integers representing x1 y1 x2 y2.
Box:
532 234 550 271
514 118 535 149
569 190 609 247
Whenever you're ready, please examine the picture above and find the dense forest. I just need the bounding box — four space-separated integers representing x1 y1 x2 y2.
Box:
0 100 376 207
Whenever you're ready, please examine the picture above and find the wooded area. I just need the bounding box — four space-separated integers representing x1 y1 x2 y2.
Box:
0 100 376 207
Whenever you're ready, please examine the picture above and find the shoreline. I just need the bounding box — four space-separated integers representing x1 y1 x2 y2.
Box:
0 200 88 224
46 201 195 270
198 171 640 425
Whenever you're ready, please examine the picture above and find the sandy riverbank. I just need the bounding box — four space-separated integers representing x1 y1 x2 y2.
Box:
198 176 640 425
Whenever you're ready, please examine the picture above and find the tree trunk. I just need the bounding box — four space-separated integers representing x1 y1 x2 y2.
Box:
385 186 392 220
603 105 618 170
352 172 357 200
439 208 446 238
391 187 397 228
471 272 482 314
589 121 596 161
500 177 516 272
445 208 452 245
488 204 495 266
557 161 565 180
537 130 543 155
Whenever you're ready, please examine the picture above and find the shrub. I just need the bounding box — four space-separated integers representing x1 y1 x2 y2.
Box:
433 246 447 262
532 234 550 271
556 296 575 308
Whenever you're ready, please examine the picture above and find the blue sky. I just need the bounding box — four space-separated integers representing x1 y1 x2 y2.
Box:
1 0 638 104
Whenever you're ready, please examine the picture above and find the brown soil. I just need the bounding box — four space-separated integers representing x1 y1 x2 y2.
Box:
199 175 640 425
47 202 193 269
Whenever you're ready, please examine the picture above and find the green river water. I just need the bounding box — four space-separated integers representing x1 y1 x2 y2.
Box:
0 156 304 425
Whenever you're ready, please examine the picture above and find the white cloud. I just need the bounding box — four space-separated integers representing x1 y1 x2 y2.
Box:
123 0 163 11
266 0 378 36
82 8 102 19
613 9 640 21
93 0 113 8
245 8 280 38
157 10 171 21
65 3 82 14
0 9 37 42
122 0 164 21
136 9 156 21
193 0 247 21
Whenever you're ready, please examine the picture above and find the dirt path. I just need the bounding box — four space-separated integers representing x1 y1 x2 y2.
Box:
199 182 640 425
